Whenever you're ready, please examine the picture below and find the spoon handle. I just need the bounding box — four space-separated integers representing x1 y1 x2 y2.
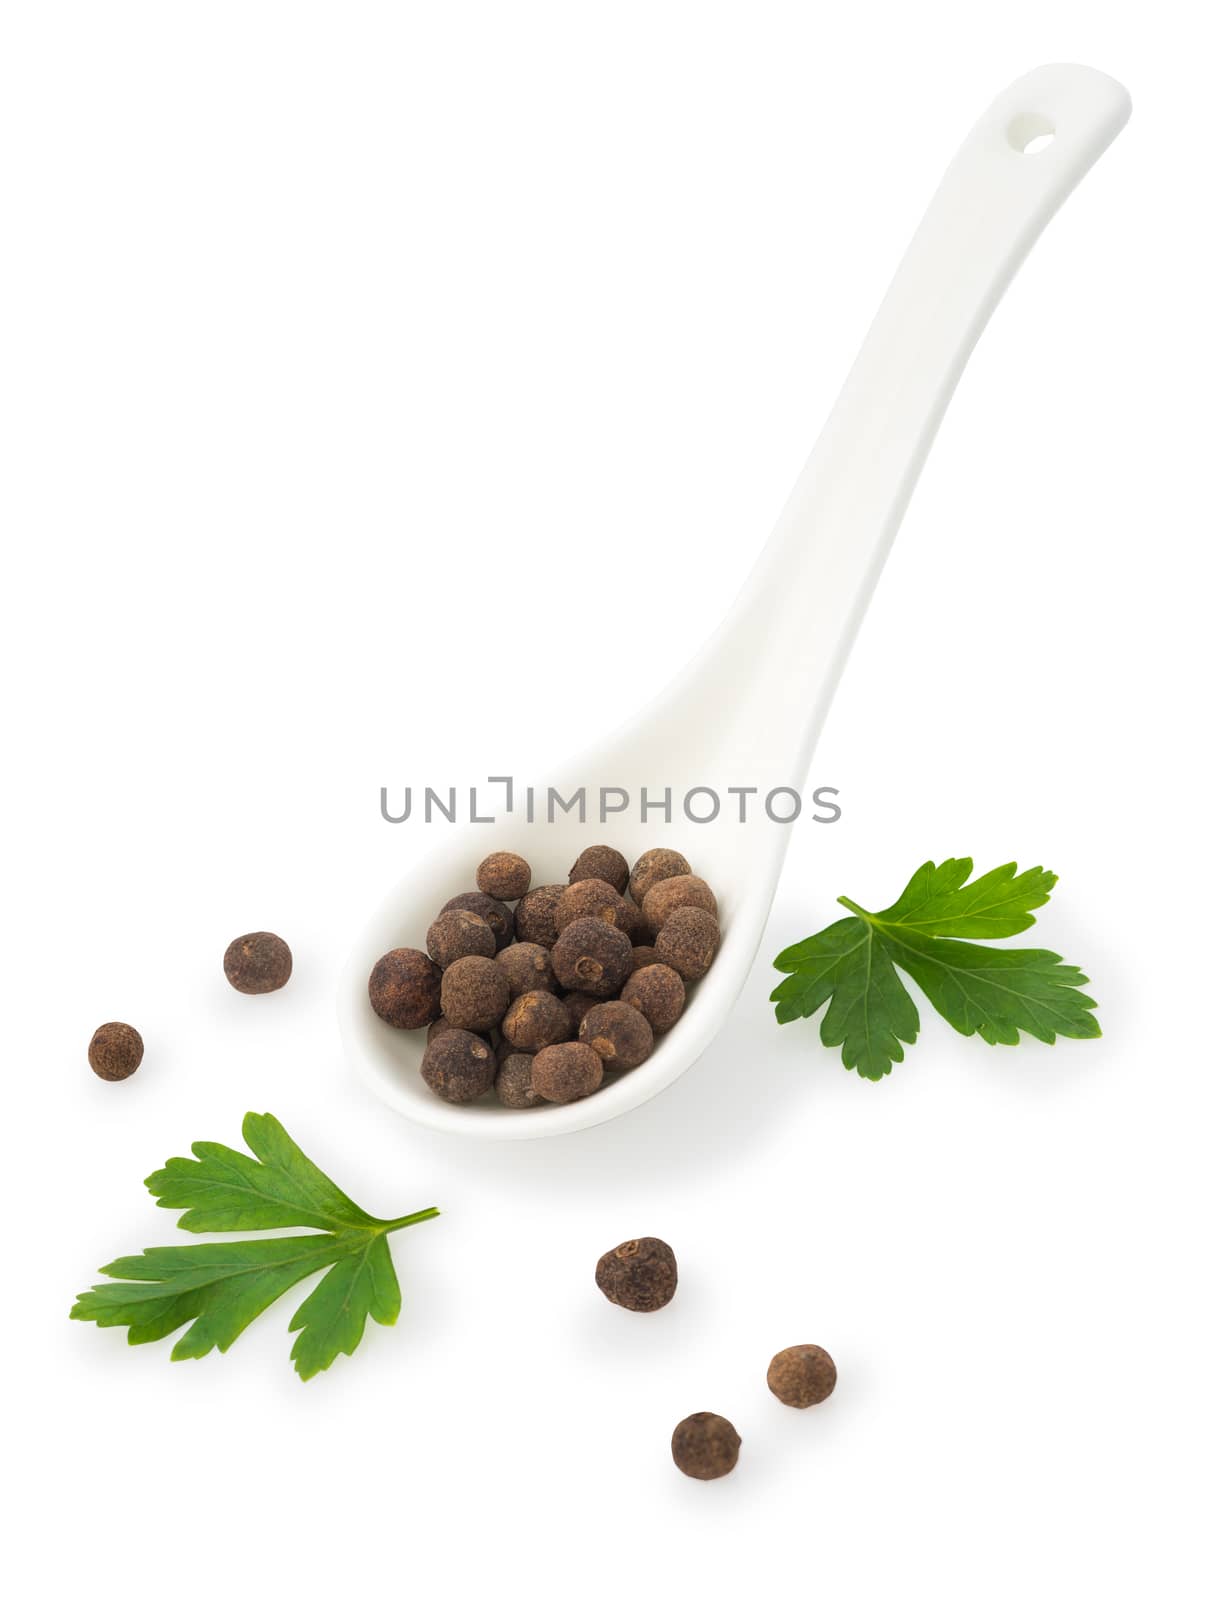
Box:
668 65 1130 786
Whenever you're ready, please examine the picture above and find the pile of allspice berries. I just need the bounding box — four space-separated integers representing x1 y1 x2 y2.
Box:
367 844 721 1108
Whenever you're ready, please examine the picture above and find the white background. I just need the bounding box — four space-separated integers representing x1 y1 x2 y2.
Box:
3 3 1210 1596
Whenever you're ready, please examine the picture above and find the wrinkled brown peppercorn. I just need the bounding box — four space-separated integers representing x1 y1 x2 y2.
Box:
476 851 532 901
426 908 496 969
513 883 565 948
629 847 692 907
595 1236 677 1311
495 1052 543 1109
421 1029 496 1103
531 1040 603 1103
620 963 685 1033
554 878 627 934
579 1001 654 1069
369 947 443 1029
441 891 514 951
223 931 293 994
551 917 634 996
569 844 629 894
88 1021 144 1082
441 955 511 1032
641 874 718 937
671 1413 741 1480
654 906 720 980
766 1344 837 1408
501 990 573 1051
495 941 558 999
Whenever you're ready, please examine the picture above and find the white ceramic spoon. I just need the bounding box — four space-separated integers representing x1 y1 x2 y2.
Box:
340 63 1130 1140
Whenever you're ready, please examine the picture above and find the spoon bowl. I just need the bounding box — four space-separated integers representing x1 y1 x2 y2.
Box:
339 808 774 1139
340 64 1131 1138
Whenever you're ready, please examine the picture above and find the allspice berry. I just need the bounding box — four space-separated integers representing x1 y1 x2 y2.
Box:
629 847 692 907
616 898 645 946
551 917 633 996
579 1001 653 1069
421 1029 496 1103
441 955 511 1032
654 906 720 980
671 1413 741 1480
531 1040 603 1103
554 878 627 934
88 1021 144 1082
595 1236 677 1311
569 844 629 894
501 990 573 1051
514 883 565 949
641 874 718 937
562 991 598 1030
442 891 514 951
224 931 293 994
426 909 495 969
630 945 662 971
369 948 443 1029
495 1052 543 1110
621 963 685 1033
495 941 558 999
766 1344 837 1408
476 851 531 901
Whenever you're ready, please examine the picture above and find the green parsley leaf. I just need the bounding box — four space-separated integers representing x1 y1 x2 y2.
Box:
771 858 1099 1081
71 1112 438 1380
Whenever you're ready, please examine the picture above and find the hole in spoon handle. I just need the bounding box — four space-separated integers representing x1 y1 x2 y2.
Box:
822 64 1132 470
668 66 1130 792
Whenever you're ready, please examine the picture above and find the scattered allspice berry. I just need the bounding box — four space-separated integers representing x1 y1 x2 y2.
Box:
420 1029 496 1103
621 963 685 1033
442 891 514 951
531 1040 603 1103
441 955 511 1033
579 1001 654 1069
654 906 720 980
555 877 627 934
629 847 692 907
476 851 532 902
426 909 496 969
501 990 573 1051
641 874 718 937
369 948 443 1029
569 844 629 894
551 917 634 996
513 883 565 949
595 1236 678 1312
766 1344 837 1408
223 931 293 995
495 1052 543 1109
495 941 558 999
88 1021 144 1082
671 1413 741 1480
